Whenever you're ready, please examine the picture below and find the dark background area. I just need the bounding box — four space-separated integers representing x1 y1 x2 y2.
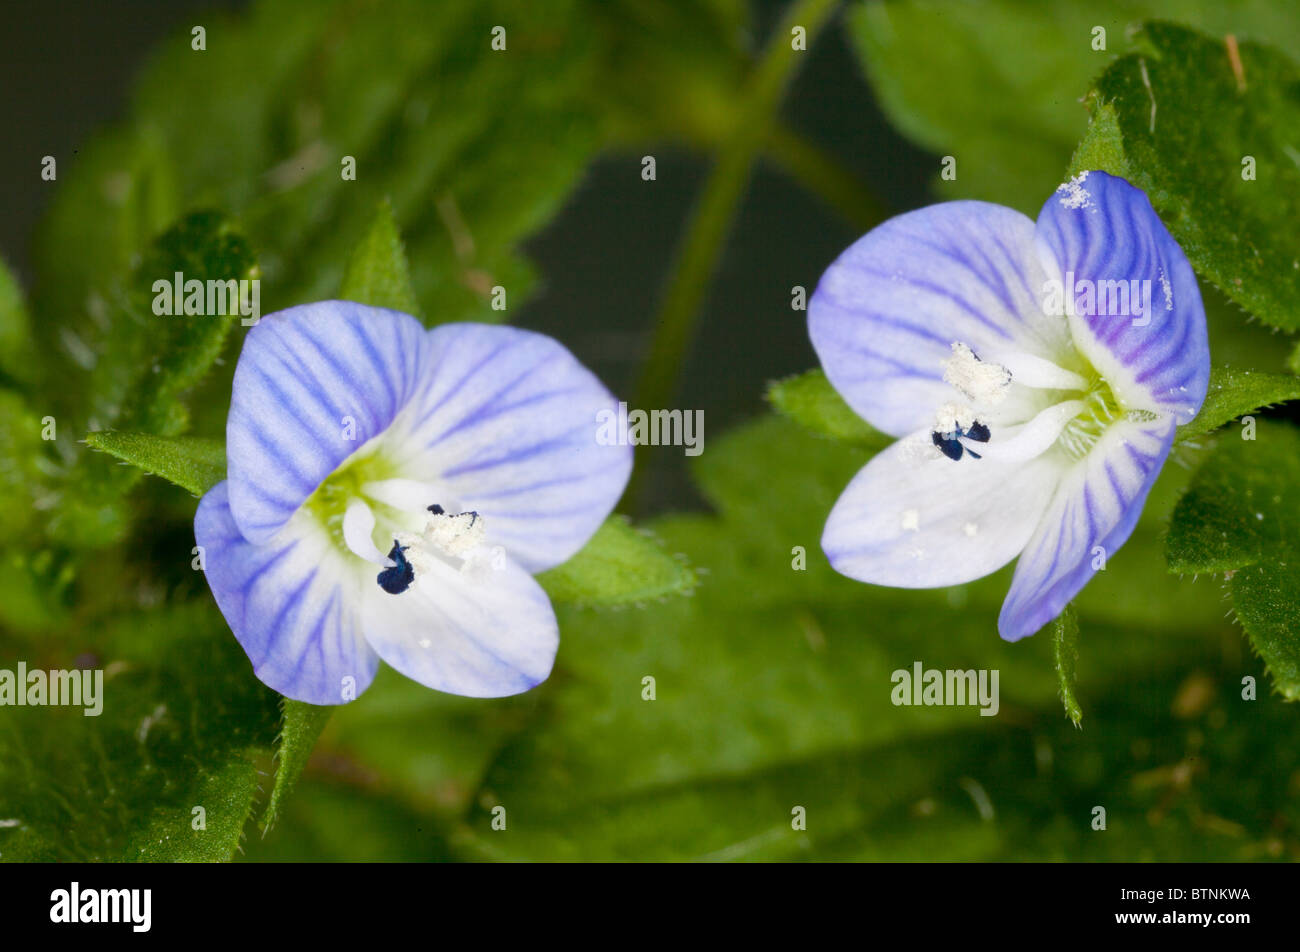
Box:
0 0 933 510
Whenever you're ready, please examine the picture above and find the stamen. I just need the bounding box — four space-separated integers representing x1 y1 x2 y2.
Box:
934 402 977 434
990 352 1088 392
931 403 991 461
376 542 415 594
971 400 1085 463
393 507 489 579
944 343 1011 404
343 499 396 567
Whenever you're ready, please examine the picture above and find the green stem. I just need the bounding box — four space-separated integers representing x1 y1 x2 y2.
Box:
629 0 842 508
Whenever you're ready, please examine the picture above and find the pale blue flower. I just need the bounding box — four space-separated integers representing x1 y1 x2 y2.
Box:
809 171 1210 639
196 302 631 703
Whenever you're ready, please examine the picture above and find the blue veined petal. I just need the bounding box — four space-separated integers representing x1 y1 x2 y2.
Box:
809 201 1072 437
1034 171 1209 424
360 552 559 698
822 426 1063 588
378 323 632 573
195 481 379 704
226 301 430 544
998 414 1176 640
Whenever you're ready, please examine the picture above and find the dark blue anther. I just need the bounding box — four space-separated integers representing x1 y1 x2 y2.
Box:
932 420 991 461
932 431 965 461
427 504 445 515
377 541 415 594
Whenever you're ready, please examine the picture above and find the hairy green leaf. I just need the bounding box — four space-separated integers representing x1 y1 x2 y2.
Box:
766 370 891 448
1053 606 1083 727
1177 366 1300 443
1167 420 1300 697
849 0 1300 212
537 516 696 606
0 602 280 861
263 700 334 833
340 199 421 316
84 431 226 497
1084 22 1300 330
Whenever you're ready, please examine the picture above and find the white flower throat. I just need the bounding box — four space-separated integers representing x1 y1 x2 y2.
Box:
335 478 495 595
925 340 1121 466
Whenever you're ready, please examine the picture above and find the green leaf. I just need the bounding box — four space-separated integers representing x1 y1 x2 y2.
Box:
1067 102 1131 181
0 391 47 547
84 431 226 497
766 370 891 448
1177 366 1300 443
340 199 421 315
849 1 1300 213
1082 22 1300 330
536 516 696 606
125 757 262 862
45 212 255 548
1052 605 1083 727
1166 420 1300 698
442 415 1255 861
116 210 259 435
0 601 281 861
33 0 749 353
263 700 334 833
0 258 36 387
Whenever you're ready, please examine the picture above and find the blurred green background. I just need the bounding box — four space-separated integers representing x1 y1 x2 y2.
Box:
0 0 1298 862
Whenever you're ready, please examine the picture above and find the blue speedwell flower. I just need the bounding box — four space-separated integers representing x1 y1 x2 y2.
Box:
195 302 632 703
809 171 1210 640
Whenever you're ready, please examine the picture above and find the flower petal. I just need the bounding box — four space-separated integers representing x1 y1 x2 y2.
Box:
1034 171 1209 423
998 414 1176 640
380 323 632 573
359 553 559 698
809 201 1071 437
195 482 378 704
822 429 1062 588
226 301 429 544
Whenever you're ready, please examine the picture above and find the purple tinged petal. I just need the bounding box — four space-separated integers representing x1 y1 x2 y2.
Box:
195 482 379 704
809 201 1071 437
382 323 632 573
1034 171 1209 423
226 301 430 544
998 415 1176 640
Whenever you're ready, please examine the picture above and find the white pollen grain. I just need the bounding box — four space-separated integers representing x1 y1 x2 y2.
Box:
943 342 1011 404
1056 171 1093 210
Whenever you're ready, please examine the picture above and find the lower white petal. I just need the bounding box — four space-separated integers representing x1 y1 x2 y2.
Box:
822 431 1062 588
359 551 559 698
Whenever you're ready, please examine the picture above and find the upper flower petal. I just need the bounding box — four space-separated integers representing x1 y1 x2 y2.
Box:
359 554 559 698
378 323 632 573
195 481 379 704
998 414 1176 640
822 427 1062 588
809 201 1071 437
1034 170 1209 423
226 301 429 544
